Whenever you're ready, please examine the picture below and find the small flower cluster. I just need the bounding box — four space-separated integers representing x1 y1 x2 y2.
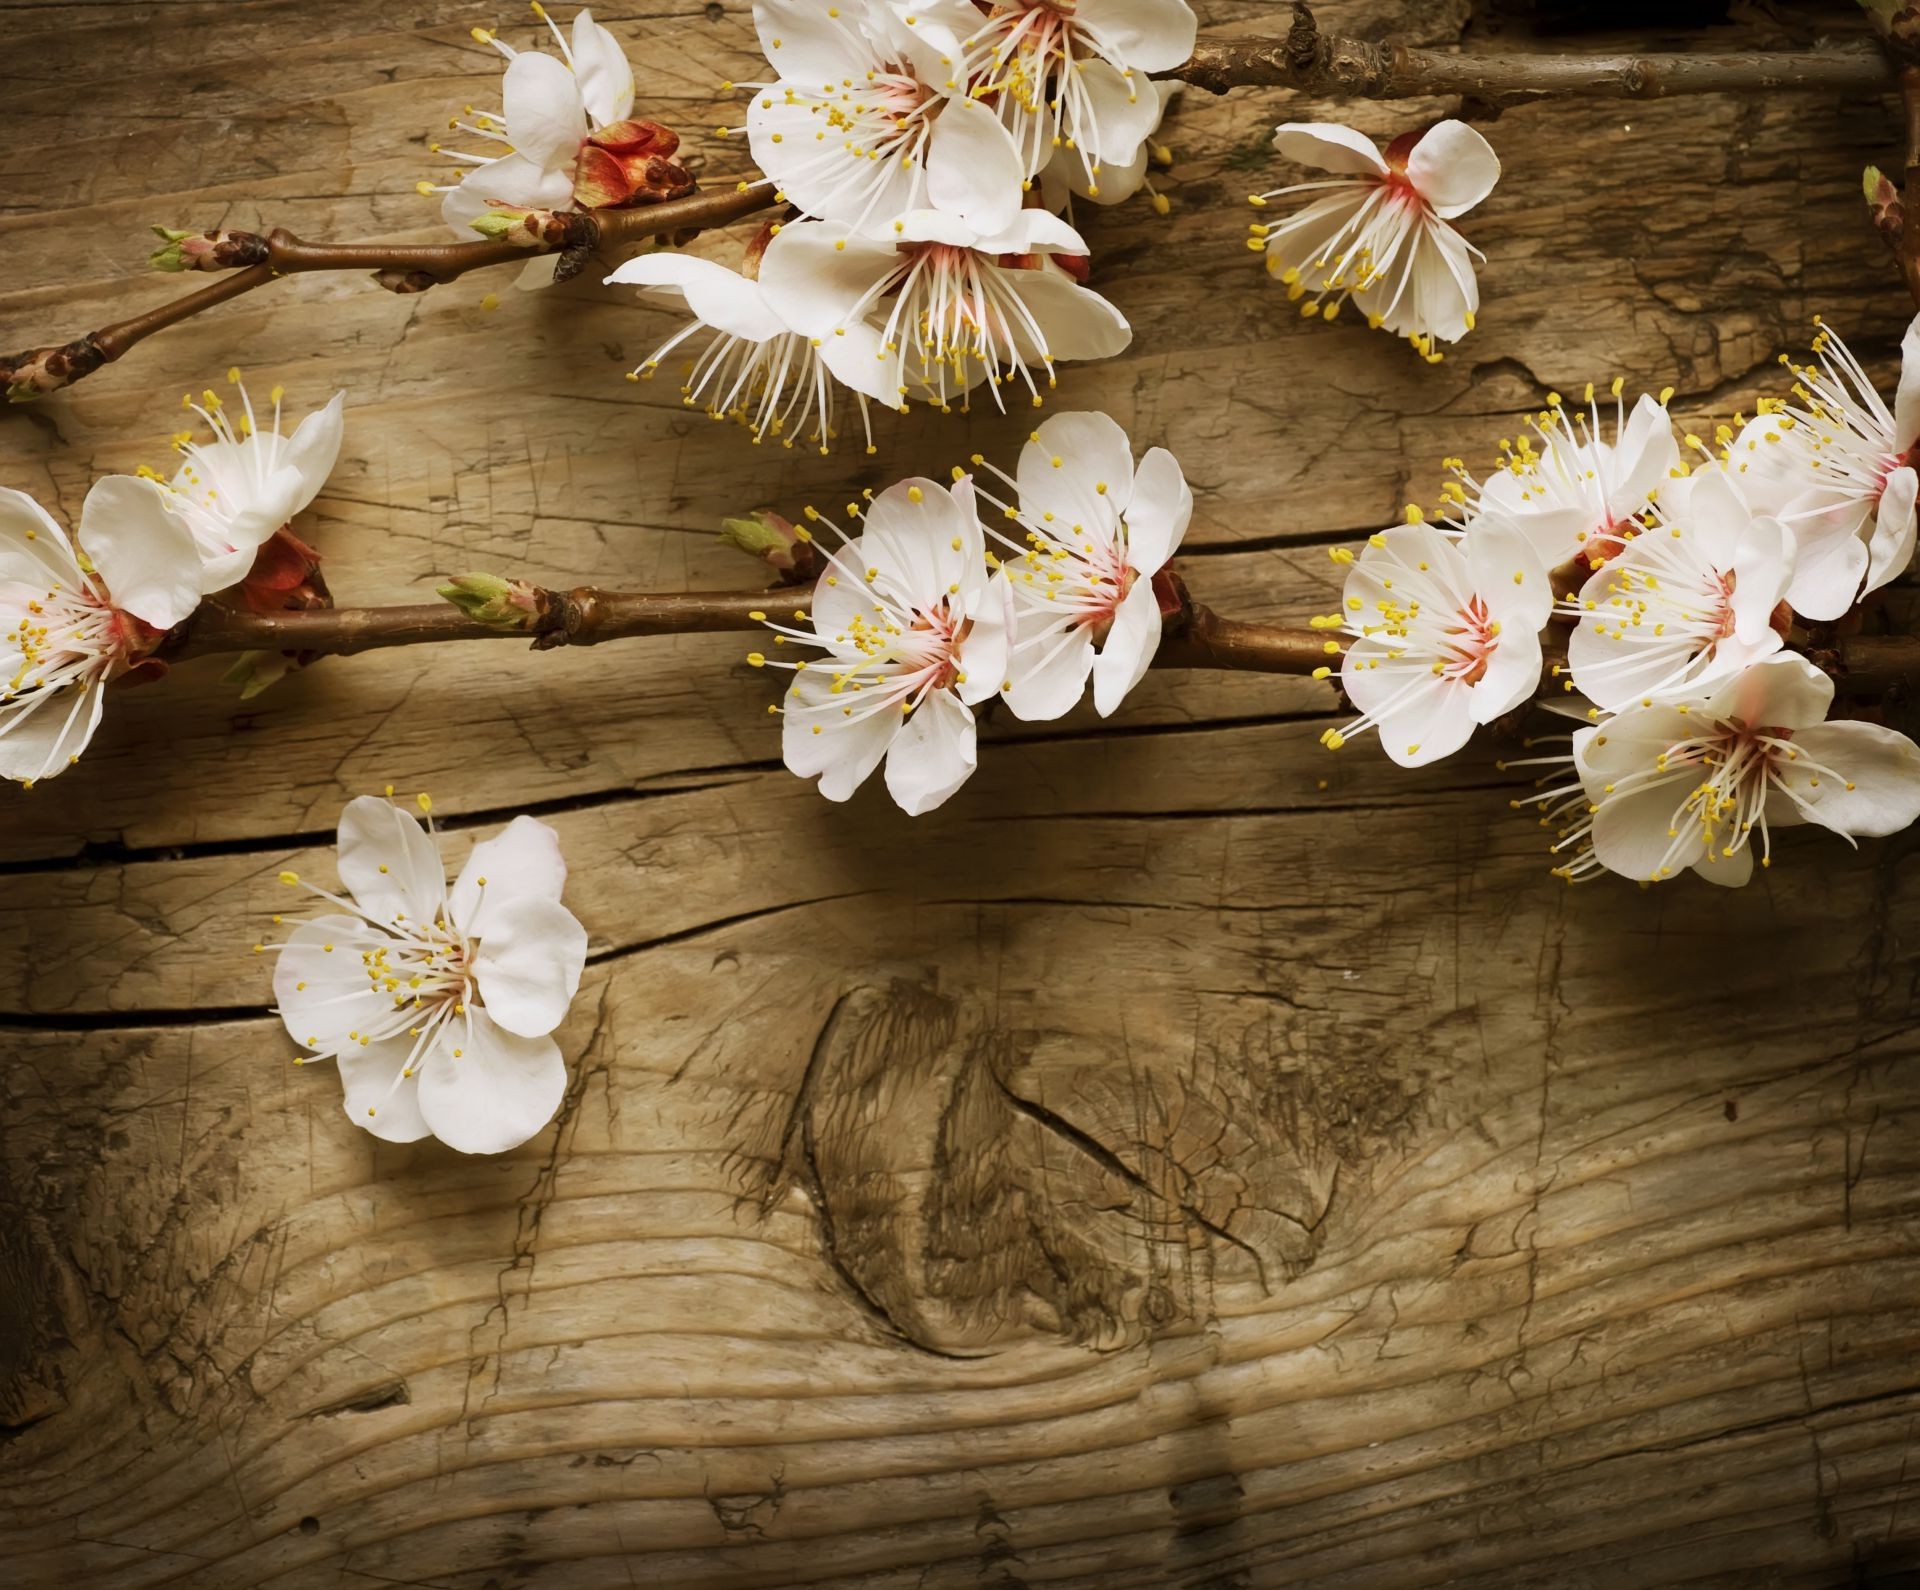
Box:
0 374 344 784
264 793 588 1154
604 0 1196 452
752 410 1192 813
1250 119 1501 362
1319 316 1920 886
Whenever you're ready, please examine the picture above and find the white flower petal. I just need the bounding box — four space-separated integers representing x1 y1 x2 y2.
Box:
449 814 569 940
1728 514 1792 645
1779 720 1920 838
1123 447 1191 577
1405 120 1500 220
1701 651 1834 730
501 49 587 171
1785 504 1871 621
1690 843 1755 889
605 252 785 341
760 222 895 336
1895 312 1920 451
1018 411 1134 529
926 96 1026 235
1465 513 1551 631
753 0 874 81
1075 0 1199 72
441 152 575 233
338 1038 434 1143
337 796 446 927
0 675 105 784
1074 58 1163 166
1865 464 1918 595
1271 122 1388 178
416 1012 567 1155
571 9 635 127
1002 608 1095 722
884 687 976 814
1469 628 1543 724
1005 269 1132 362
0 487 80 587
77 475 206 629
471 894 588 1038
783 666 899 801
272 914 395 1053
1092 575 1161 716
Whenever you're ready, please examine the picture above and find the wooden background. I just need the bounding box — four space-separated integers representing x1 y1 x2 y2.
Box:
4 1 1919 1584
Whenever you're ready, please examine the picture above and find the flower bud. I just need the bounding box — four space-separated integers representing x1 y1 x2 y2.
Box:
570 119 697 210
1865 165 1905 252
719 509 823 584
238 528 330 616
437 572 544 629
148 226 269 273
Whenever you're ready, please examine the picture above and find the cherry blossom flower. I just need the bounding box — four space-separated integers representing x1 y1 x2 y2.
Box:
1459 382 1681 568
757 475 1009 814
1726 315 1920 620
976 411 1193 719
1323 516 1551 767
957 0 1197 196
606 242 892 453
1250 120 1500 361
269 795 588 1153
0 481 206 786
1530 654 1920 887
428 7 688 289
1038 80 1180 217
760 210 1130 414
1563 469 1792 712
159 372 346 591
740 0 1026 234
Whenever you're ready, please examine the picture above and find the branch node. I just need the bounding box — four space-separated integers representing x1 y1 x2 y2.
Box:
2 335 107 401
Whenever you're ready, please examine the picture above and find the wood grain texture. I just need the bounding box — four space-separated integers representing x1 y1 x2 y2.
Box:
3 2 1919 1586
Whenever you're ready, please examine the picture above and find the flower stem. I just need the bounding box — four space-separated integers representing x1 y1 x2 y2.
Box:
1 183 779 400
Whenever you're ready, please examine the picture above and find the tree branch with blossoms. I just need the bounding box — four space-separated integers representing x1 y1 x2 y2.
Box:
0 3 1897 400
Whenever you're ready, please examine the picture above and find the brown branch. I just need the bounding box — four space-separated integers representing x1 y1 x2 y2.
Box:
153 581 1920 709
157 582 1336 679
2 183 778 401
1899 66 1920 310
1170 4 1889 101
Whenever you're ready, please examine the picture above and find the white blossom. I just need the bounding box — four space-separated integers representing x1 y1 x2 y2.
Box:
759 475 1009 814
741 0 1026 234
606 247 892 453
1459 382 1681 568
162 372 345 589
955 0 1196 196
0 482 207 786
1324 516 1551 767
1562 469 1792 712
269 796 588 1153
977 411 1193 719
1726 314 1920 620
760 210 1130 414
428 7 639 289
1250 120 1500 360
1531 654 1920 887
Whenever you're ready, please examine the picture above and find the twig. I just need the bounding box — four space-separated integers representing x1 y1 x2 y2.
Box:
158 582 1336 678
1170 3 1889 101
154 583 1918 709
2 183 778 400
1899 66 1920 309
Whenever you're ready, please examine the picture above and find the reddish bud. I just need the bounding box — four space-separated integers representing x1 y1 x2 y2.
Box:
571 120 696 210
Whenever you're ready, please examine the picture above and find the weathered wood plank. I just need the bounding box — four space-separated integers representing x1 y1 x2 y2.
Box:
3 0 1918 1585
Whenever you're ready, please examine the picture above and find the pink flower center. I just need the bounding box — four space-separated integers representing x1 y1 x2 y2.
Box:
1442 594 1498 684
